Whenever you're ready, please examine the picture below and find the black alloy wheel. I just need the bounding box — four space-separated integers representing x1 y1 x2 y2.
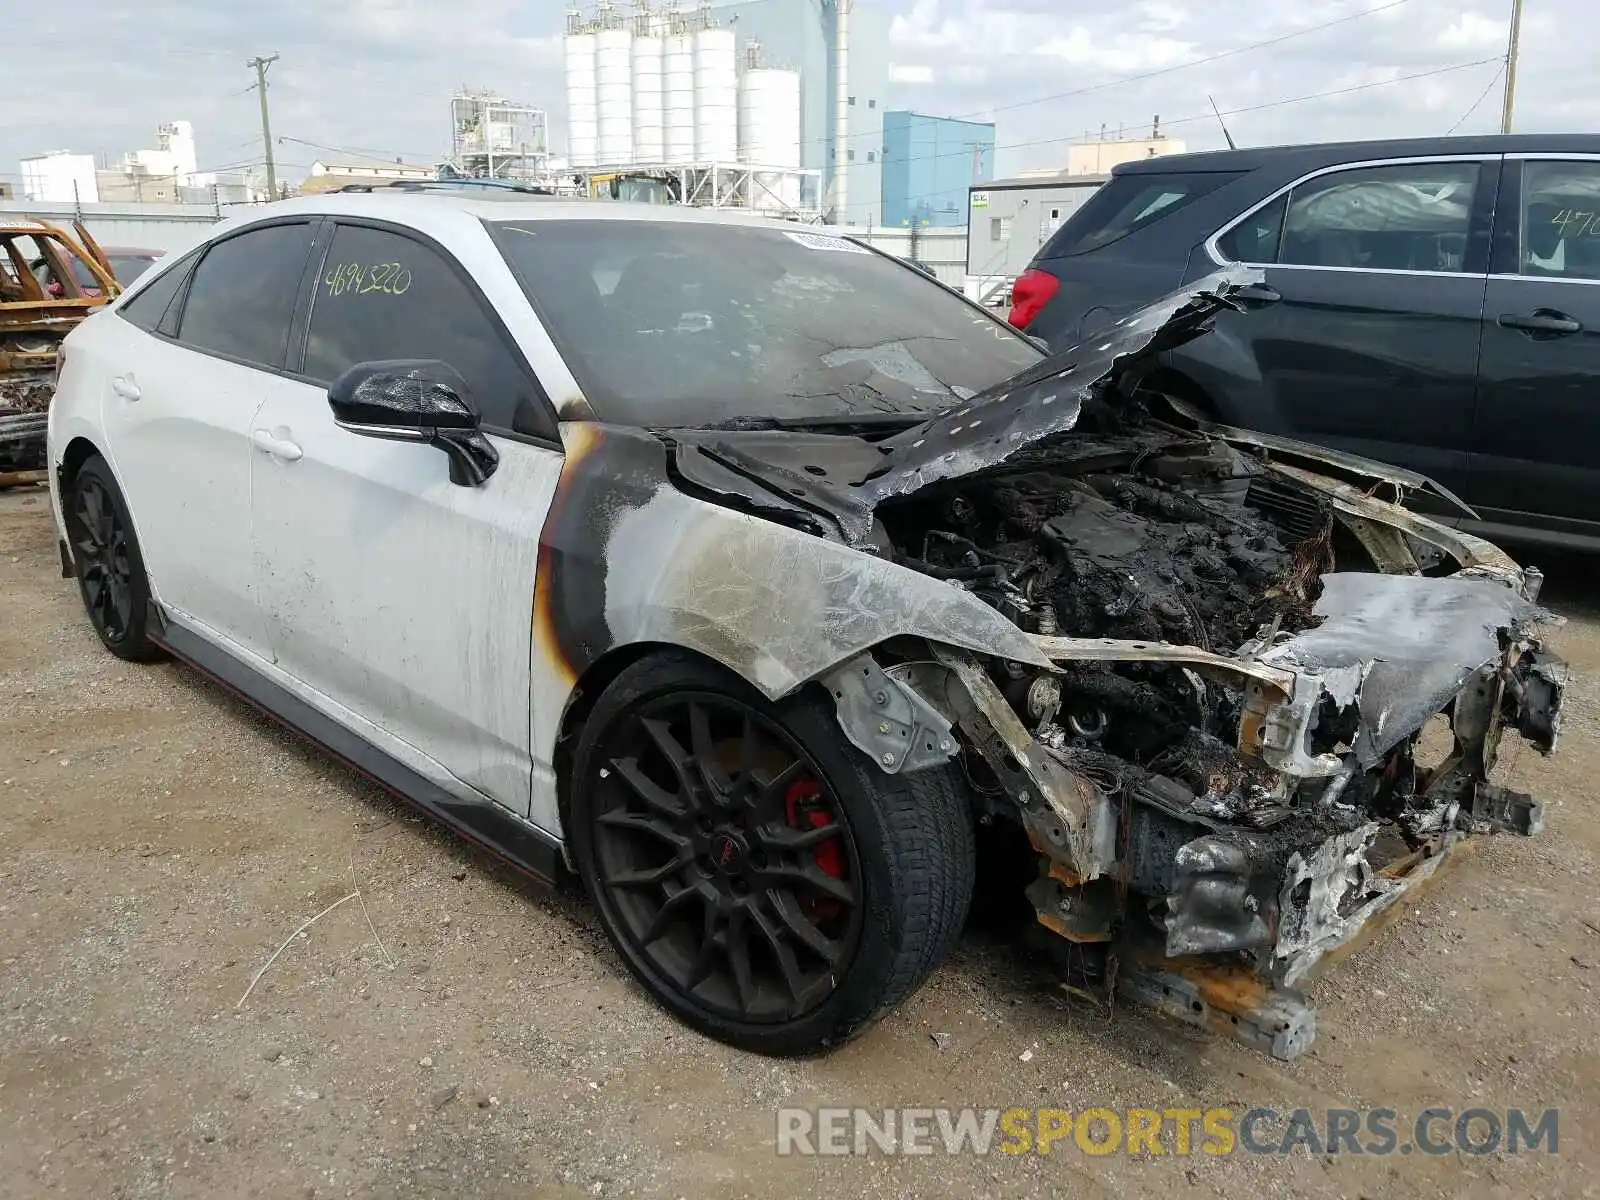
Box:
66 457 162 661
571 653 976 1055
589 689 865 1024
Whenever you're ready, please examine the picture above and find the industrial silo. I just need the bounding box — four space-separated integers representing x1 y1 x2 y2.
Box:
631 30 665 164
563 30 598 168
663 27 697 163
740 66 802 210
693 26 737 163
595 27 634 165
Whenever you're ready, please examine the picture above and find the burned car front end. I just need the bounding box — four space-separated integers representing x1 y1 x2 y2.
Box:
511 224 1567 1060
638 266 1567 1059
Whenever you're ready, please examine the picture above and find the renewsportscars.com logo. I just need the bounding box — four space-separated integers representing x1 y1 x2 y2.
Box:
775 1106 1560 1158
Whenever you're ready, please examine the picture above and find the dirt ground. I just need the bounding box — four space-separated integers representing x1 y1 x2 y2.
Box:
2 486 1597 1199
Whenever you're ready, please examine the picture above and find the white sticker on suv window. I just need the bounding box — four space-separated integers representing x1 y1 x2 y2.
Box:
784 230 870 254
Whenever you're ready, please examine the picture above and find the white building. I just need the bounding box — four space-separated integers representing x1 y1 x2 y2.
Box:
20 152 100 203
1064 133 1187 177
124 121 199 180
302 157 436 194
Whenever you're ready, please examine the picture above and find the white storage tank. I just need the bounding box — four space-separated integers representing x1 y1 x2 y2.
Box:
739 67 801 169
693 26 737 163
664 33 697 163
631 35 665 164
564 33 598 168
596 27 634 165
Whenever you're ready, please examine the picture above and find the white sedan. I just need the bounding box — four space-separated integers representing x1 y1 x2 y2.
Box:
47 188 1564 1060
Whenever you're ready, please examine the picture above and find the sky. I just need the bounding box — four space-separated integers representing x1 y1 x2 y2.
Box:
3 0 1590 195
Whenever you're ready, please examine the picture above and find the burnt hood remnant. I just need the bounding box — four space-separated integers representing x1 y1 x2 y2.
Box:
1254 572 1549 768
843 265 1273 540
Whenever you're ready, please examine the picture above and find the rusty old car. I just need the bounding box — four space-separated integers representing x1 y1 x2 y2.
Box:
2 218 120 482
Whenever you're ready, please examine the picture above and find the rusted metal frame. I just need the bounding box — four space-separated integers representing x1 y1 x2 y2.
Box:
1116 955 1317 1062
1 237 47 302
929 644 1114 880
71 221 120 294
1337 511 1420 574
32 235 87 300
1264 460 1523 578
1031 633 1295 702
1115 833 1477 1061
1285 834 1477 987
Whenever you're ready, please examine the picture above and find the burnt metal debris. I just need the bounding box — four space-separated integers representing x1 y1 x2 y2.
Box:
524 266 1568 1062
0 219 120 482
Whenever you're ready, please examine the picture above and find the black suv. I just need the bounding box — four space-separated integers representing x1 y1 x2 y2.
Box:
1011 134 1600 550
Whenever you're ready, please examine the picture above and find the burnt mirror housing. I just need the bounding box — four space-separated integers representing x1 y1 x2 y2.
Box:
327 359 499 486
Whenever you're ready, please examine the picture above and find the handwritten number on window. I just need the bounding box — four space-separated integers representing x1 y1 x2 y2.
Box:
323 262 413 297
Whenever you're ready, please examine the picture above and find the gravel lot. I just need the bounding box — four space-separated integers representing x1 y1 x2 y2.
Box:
2 486 1597 1199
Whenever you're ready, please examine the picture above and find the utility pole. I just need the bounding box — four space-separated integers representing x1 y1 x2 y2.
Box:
247 54 280 198
1500 0 1523 134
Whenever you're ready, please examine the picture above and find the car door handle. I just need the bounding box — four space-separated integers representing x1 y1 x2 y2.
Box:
1498 309 1582 337
251 428 303 461
111 374 141 401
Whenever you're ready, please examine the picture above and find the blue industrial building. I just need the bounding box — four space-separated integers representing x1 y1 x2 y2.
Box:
881 111 996 228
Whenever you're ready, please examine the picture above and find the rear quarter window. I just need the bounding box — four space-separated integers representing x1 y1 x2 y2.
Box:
1041 171 1243 258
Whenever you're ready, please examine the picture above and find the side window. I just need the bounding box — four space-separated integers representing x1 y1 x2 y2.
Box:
1277 161 1480 273
176 223 317 368
302 224 539 432
1217 194 1287 264
118 252 195 333
1518 161 1600 280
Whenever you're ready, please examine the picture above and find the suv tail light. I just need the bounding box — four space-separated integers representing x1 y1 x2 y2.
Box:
1008 268 1060 330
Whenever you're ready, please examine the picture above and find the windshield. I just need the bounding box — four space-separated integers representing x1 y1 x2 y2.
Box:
489 219 1041 427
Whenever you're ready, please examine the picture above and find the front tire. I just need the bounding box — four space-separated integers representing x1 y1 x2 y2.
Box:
569 652 975 1055
64 455 163 662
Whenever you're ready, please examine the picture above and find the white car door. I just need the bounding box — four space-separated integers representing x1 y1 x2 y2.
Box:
249 218 563 821
94 220 320 657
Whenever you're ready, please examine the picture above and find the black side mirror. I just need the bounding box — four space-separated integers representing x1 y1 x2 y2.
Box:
327 360 499 486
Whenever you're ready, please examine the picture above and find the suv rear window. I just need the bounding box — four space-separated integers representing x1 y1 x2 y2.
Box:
1041 171 1242 257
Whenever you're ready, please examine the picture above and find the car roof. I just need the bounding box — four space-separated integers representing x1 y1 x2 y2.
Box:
1114 133 1600 176
212 191 816 242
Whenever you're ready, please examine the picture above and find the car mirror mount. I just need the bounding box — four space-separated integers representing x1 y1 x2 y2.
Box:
327 359 500 486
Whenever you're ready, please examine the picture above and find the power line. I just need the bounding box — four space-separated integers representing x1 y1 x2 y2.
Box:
1446 61 1506 136
842 56 1503 214
279 135 443 165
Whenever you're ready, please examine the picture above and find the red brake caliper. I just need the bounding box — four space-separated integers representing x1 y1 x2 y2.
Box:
784 780 845 918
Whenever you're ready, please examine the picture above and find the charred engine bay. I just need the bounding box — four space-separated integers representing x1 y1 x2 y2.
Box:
878 404 1335 789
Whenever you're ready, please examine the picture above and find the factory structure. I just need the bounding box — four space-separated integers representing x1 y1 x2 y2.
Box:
561 0 887 223
448 90 550 181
